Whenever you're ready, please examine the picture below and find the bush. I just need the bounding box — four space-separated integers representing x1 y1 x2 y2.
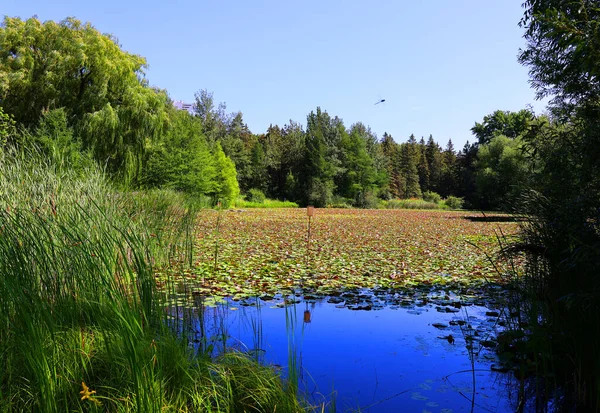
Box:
444 196 464 209
328 195 353 209
422 191 442 204
247 188 266 204
233 197 298 208
354 190 379 209
380 198 440 210
307 178 333 208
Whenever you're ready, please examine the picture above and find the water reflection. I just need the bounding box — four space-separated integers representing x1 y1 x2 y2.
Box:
172 290 522 413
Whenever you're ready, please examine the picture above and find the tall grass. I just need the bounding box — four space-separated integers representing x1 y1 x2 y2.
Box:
233 197 299 209
0 148 305 412
379 197 464 210
379 198 442 210
495 190 600 411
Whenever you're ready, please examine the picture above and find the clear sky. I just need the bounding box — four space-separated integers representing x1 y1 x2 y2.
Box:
3 0 547 149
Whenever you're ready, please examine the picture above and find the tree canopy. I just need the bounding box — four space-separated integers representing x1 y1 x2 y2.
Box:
519 0 600 110
0 16 170 184
471 109 534 145
0 14 534 211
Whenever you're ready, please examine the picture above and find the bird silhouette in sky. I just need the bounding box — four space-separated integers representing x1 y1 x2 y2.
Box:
374 99 386 105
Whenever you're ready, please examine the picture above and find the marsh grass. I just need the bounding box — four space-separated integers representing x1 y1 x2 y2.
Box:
0 148 305 412
378 197 465 210
233 198 299 209
481 194 600 411
379 198 444 210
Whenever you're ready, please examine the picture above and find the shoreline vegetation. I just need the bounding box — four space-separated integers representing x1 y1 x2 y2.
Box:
231 191 465 210
2 1 600 410
0 150 307 412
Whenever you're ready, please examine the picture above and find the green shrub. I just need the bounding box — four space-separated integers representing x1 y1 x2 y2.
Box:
328 195 353 209
234 197 299 209
443 196 464 210
354 190 379 209
381 198 440 210
247 188 266 203
423 191 442 204
0 106 17 147
307 178 333 208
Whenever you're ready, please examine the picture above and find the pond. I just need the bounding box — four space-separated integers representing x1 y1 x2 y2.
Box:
180 288 519 413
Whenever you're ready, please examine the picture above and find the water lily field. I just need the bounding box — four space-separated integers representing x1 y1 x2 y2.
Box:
159 208 525 412
166 208 519 298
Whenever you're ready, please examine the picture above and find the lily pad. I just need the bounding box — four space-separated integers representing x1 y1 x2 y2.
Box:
411 392 428 401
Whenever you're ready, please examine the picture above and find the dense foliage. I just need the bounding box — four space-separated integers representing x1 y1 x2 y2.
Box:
505 1 600 409
0 16 240 204
0 15 542 212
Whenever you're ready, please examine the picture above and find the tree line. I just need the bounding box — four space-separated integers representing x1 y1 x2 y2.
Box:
0 15 557 212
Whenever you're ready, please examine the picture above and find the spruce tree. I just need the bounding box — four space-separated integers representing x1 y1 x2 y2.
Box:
417 137 430 193
302 108 335 206
400 135 421 198
381 132 400 198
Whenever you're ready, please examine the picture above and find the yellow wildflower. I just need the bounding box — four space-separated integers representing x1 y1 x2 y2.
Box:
80 382 101 406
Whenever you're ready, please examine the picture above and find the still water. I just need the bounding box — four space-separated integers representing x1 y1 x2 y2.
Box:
186 290 518 413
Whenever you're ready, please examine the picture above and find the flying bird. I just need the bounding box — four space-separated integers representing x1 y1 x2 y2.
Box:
374 99 386 105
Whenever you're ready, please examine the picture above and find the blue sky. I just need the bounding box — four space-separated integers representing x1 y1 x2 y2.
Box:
3 0 546 149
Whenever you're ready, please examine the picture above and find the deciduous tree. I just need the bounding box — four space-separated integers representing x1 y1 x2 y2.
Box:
0 16 170 184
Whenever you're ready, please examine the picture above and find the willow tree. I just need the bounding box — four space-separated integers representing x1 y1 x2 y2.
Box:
0 16 169 184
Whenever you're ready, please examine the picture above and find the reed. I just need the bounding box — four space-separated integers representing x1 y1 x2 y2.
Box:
0 147 305 412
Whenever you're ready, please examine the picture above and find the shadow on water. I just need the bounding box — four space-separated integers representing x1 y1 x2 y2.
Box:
167 287 542 413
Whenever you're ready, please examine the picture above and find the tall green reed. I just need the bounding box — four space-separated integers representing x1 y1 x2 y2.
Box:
479 194 600 411
0 147 306 412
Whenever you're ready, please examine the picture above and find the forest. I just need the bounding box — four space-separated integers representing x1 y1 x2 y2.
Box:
0 16 540 211
1 0 600 411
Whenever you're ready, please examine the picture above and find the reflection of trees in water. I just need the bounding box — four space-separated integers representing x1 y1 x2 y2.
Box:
502 372 568 413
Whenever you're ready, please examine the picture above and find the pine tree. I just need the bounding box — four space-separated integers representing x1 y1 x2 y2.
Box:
426 135 444 194
400 135 422 198
440 139 457 196
380 132 400 198
454 141 478 206
249 140 268 192
302 107 335 206
417 137 430 193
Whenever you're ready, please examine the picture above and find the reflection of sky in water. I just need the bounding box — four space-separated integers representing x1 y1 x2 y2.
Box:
194 299 516 413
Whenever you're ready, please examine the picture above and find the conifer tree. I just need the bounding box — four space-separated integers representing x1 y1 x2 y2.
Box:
426 135 444 194
417 137 430 193
400 135 421 198
380 132 400 198
301 108 336 206
440 139 457 196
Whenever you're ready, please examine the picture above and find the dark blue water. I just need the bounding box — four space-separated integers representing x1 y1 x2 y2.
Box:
189 293 517 413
